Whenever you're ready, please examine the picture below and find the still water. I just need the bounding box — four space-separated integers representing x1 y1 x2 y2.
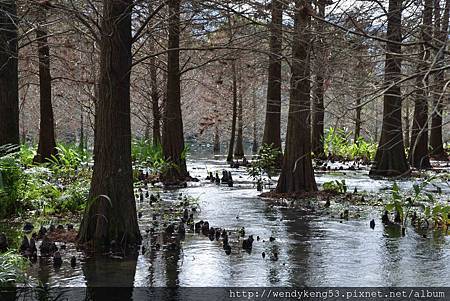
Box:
3 157 450 293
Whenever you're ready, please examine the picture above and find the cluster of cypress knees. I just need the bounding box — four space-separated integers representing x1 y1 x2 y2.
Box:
192 220 278 260
10 223 78 268
206 170 234 187
229 157 250 168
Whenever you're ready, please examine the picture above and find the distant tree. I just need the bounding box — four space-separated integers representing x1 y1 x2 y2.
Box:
262 0 283 162
34 2 58 163
234 77 245 159
409 0 432 169
149 2 161 147
370 0 410 176
430 0 450 159
162 0 189 181
311 0 327 158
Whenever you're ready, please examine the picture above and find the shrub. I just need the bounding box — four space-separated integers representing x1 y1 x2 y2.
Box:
247 144 281 189
323 127 377 161
131 139 172 175
0 144 91 218
0 151 28 218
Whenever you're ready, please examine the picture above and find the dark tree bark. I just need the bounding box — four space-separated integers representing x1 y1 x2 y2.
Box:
213 107 221 154
262 0 283 159
78 0 141 248
311 0 326 157
150 57 161 147
0 1 19 147
234 87 245 159
354 94 361 142
79 103 85 152
370 0 410 177
430 0 449 159
149 2 161 147
162 0 188 181
213 120 220 154
226 59 238 162
252 88 258 154
34 5 58 163
275 0 317 193
409 0 432 169
403 99 410 149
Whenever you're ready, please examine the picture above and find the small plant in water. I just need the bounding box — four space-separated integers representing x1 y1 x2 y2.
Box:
322 180 347 194
386 176 449 233
247 144 281 191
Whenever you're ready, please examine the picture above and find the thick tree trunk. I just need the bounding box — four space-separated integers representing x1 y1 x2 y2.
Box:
262 0 283 160
370 0 410 177
311 0 326 157
34 6 58 163
276 0 317 193
162 0 188 181
234 88 245 159
430 0 449 159
226 59 238 162
409 0 432 169
0 1 19 147
78 0 141 248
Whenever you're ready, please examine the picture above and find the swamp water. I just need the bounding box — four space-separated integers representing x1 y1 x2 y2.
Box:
1 157 449 296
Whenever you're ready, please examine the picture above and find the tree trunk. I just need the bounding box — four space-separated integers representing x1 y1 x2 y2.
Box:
162 0 188 181
213 119 220 155
0 0 19 147
149 2 161 147
275 0 317 193
370 0 410 177
150 57 161 147
354 94 361 142
262 0 283 161
79 101 84 152
234 84 245 159
312 0 326 157
409 0 432 169
34 5 57 163
226 59 238 162
78 0 141 248
430 0 449 159
404 98 410 149
252 87 258 154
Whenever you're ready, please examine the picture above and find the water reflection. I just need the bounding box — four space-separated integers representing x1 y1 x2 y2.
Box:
83 254 138 300
1 158 449 297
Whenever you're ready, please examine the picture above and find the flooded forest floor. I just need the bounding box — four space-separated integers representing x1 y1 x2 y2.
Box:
1 157 449 288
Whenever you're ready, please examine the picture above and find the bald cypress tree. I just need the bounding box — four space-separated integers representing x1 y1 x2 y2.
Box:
34 3 58 163
262 0 283 162
430 0 450 159
370 0 410 177
276 0 317 193
162 0 189 181
409 0 432 169
0 1 19 147
78 0 141 248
